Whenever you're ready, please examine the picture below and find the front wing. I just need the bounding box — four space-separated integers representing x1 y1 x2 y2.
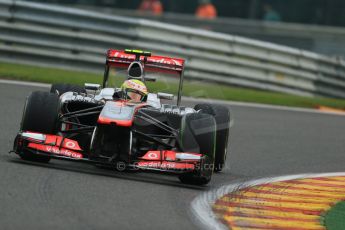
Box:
13 131 204 174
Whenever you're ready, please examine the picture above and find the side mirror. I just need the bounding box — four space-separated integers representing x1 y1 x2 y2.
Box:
85 83 101 91
158 92 174 100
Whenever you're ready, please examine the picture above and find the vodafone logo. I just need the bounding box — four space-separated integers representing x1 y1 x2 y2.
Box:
111 51 183 67
172 59 181 65
45 146 82 159
113 52 132 59
148 152 158 159
65 141 76 149
28 143 83 159
148 58 182 66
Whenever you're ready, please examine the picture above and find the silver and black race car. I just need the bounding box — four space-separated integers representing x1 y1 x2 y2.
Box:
12 49 231 185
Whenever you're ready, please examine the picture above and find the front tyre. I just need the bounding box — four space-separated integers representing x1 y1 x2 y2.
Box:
195 104 230 172
19 91 59 163
178 113 216 185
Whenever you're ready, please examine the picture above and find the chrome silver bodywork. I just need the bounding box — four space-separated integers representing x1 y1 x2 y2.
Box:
59 86 196 115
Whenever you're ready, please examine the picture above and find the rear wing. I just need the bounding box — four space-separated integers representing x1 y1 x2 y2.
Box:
106 49 185 74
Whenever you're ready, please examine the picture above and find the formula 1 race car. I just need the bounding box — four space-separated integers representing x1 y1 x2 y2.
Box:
12 49 230 185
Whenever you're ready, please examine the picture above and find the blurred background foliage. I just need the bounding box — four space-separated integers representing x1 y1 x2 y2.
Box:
25 0 345 27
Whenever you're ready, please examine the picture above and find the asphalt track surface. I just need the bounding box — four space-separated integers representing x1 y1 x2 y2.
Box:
1 83 345 230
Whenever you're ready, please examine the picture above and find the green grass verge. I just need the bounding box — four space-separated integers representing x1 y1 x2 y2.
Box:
1 61 345 109
324 201 345 230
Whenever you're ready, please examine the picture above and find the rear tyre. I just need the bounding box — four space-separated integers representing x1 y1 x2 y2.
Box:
194 104 230 172
50 84 86 95
20 91 59 163
178 113 216 185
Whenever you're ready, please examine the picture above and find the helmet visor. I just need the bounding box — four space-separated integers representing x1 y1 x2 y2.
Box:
125 89 145 102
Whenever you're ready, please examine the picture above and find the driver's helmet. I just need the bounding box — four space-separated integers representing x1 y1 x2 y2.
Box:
121 79 148 103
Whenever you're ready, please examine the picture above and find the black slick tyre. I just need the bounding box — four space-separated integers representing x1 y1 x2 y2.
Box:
194 104 230 172
178 113 216 185
20 91 59 163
